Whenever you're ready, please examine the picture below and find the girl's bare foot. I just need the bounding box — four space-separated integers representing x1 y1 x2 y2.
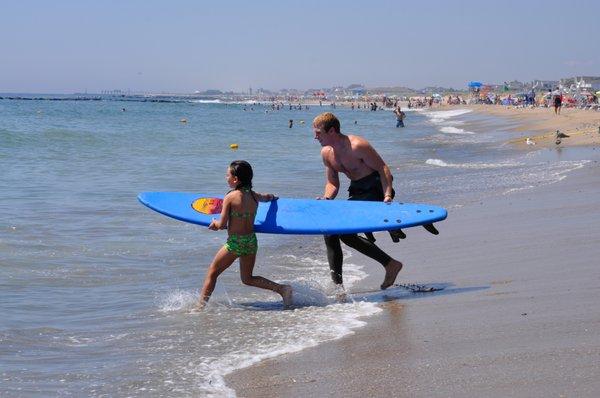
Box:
281 285 293 308
381 260 403 290
195 296 209 311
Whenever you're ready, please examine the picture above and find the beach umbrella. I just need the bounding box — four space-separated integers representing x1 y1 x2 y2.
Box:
468 81 482 88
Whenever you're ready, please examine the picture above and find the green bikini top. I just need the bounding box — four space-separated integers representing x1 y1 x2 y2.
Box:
230 210 255 219
229 187 257 219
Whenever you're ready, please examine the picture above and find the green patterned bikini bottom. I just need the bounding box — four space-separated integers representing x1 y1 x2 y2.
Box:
225 233 258 256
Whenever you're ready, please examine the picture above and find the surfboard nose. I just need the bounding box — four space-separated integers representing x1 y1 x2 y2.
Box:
138 192 156 206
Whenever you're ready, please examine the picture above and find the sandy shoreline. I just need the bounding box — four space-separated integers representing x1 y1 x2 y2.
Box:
454 104 600 149
302 101 600 148
225 106 600 397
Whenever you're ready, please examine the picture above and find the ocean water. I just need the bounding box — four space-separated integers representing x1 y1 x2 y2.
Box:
0 97 595 396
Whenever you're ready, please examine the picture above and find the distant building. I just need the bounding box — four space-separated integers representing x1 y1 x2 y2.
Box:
506 80 525 91
560 76 600 91
531 80 559 90
346 84 365 95
199 89 223 96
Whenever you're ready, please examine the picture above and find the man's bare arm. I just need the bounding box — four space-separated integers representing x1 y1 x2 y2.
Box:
358 141 394 202
323 165 340 199
321 148 340 199
254 192 278 202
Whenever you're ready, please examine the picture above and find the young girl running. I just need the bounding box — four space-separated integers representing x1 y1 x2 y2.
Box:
199 160 293 307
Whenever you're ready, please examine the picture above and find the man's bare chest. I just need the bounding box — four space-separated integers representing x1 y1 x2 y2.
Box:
327 149 367 178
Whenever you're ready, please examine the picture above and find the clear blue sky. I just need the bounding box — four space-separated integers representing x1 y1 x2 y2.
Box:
1 0 599 93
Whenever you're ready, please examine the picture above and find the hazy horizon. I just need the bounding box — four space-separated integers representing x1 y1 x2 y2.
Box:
1 0 599 94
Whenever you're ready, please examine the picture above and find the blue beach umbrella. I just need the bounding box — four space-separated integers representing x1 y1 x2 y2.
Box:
468 81 482 88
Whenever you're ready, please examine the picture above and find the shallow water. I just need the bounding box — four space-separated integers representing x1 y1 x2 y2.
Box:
0 97 595 396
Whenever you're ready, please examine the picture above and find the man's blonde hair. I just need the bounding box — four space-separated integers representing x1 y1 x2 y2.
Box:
312 112 340 134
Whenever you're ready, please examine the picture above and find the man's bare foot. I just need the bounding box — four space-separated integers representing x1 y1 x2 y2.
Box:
333 284 347 302
281 285 293 308
381 260 403 290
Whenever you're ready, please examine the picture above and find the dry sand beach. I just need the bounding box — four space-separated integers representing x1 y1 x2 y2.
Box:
468 104 600 148
227 112 600 397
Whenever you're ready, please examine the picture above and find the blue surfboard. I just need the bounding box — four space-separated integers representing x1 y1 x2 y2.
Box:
138 192 447 235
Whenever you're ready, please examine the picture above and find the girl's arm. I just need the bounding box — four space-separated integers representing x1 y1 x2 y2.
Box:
254 191 278 202
208 194 231 230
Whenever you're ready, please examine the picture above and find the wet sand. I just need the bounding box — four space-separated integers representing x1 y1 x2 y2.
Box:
226 156 600 397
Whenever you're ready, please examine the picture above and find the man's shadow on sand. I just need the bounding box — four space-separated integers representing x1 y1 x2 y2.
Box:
348 283 488 303
233 283 490 311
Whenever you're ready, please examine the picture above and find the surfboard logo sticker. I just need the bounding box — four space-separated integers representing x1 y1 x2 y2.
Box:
191 197 223 215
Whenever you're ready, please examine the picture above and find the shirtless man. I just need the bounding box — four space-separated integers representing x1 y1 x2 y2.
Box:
394 106 405 128
312 112 403 289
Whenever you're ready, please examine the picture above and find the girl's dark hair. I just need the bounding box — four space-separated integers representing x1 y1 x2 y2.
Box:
229 160 253 189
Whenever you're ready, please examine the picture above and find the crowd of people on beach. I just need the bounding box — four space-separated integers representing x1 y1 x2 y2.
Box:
232 86 600 135
466 87 600 111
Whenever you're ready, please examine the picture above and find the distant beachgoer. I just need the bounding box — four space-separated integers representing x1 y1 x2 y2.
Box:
311 112 403 289
553 88 562 115
394 106 405 128
289 119 293 128
199 160 292 308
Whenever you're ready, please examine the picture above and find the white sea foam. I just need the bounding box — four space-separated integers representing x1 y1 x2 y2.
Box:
425 109 473 119
422 108 472 125
426 158 522 169
502 160 590 195
191 99 222 104
194 300 381 397
278 250 365 289
439 126 475 135
158 289 199 312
